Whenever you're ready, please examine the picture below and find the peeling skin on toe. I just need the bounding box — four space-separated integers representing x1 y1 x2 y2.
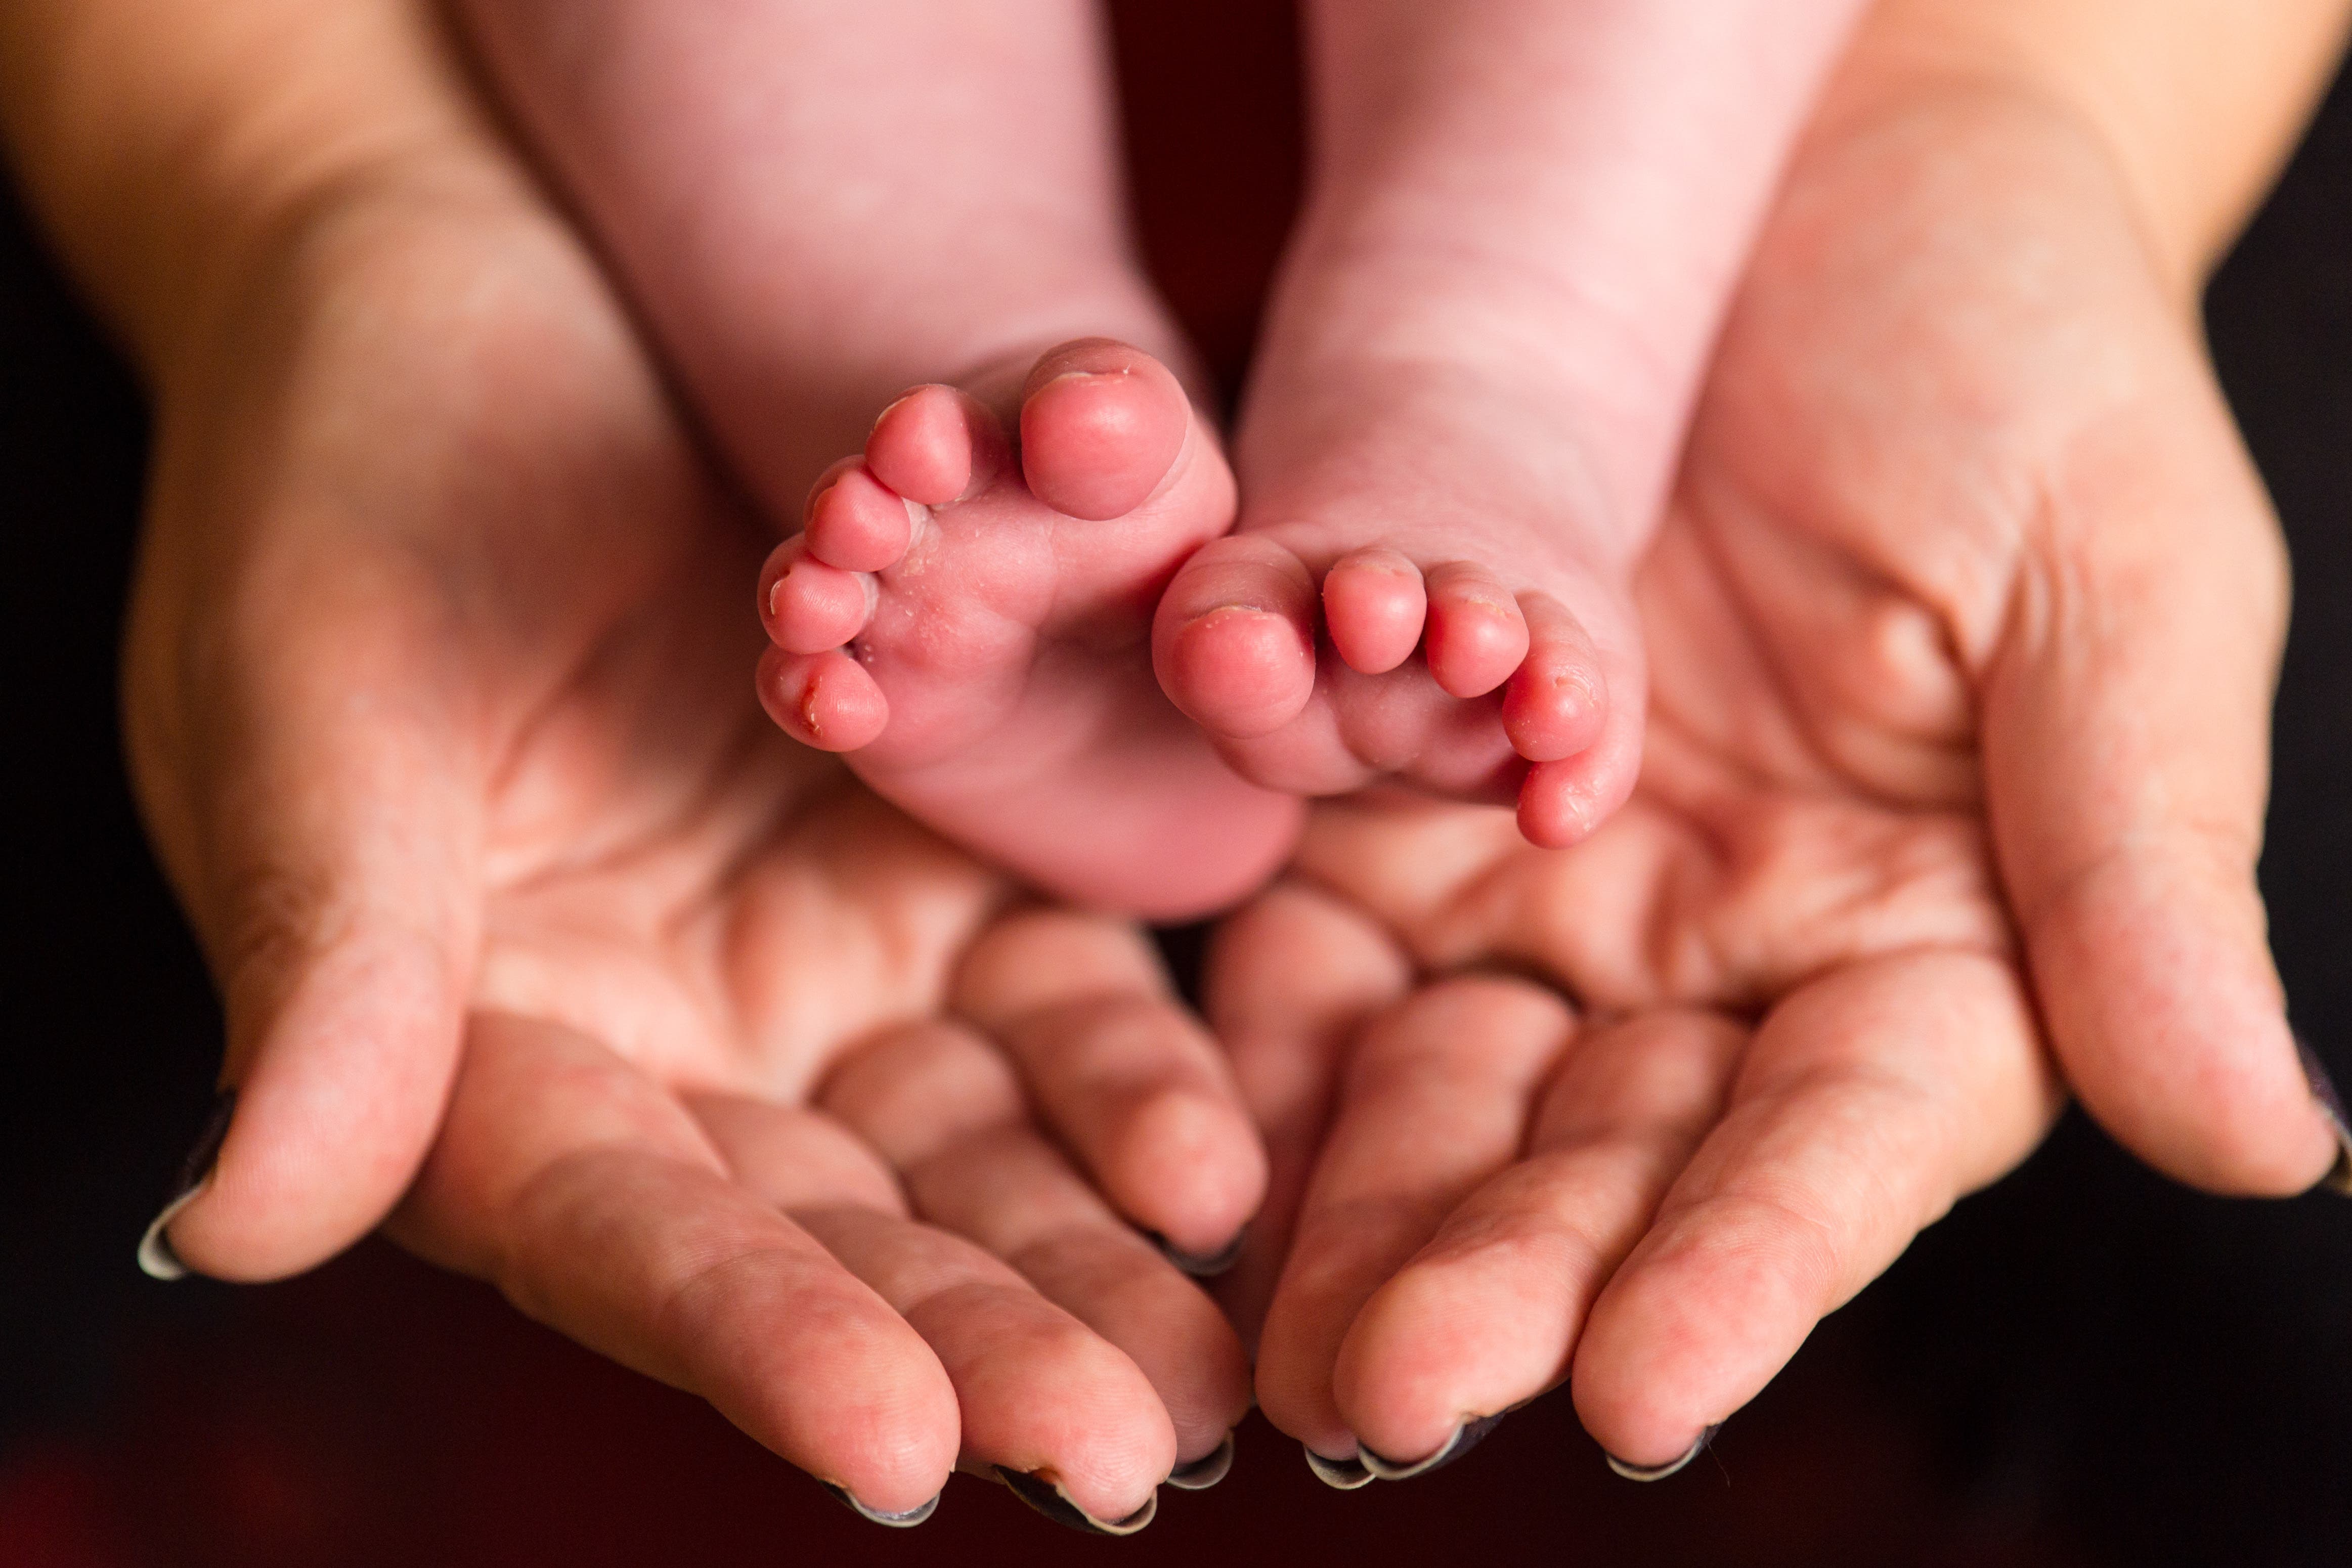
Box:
800 683 825 741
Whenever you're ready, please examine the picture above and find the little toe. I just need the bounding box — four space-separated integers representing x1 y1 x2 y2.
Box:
762 540 876 654
1152 536 1318 739
1502 592 1607 762
1515 723 1641 849
805 463 920 573
868 383 995 506
1019 339 1192 522
757 645 889 753
1322 548 1427 675
1422 563 1531 699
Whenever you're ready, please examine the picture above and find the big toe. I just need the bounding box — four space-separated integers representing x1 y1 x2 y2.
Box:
1153 537 1319 739
1019 339 1193 521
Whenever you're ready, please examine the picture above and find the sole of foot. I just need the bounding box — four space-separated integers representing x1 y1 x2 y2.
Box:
757 337 1301 918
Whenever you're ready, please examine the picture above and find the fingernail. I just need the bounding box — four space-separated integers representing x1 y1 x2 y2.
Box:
821 1482 939 1528
2296 1035 2352 1195
1148 1225 1246 1278
1358 1411 1505 1481
1604 1423 1719 1482
1165 1430 1236 1491
137 1090 235 1281
1302 1445 1374 1490
994 1468 1156 1535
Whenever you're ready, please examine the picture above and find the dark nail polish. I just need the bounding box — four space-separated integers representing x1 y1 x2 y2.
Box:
1302 1445 1374 1490
1147 1225 1247 1278
1165 1430 1236 1491
1604 1423 1720 1482
1359 1411 1505 1481
821 1482 940 1528
995 1468 1157 1535
2296 1035 2352 1195
137 1090 236 1281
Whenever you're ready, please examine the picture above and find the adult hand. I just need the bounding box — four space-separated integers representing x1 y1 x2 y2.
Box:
1214 73 2343 1480
18 0 1257 1526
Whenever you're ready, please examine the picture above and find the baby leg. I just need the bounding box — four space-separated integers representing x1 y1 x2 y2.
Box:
1156 0 1863 844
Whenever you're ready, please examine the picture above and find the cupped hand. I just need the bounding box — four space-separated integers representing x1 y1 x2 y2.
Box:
1215 80 2342 1479
115 2 1256 1526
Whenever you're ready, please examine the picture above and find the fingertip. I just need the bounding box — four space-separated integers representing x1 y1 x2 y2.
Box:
1116 1087 1268 1258
159 929 463 1281
2034 851 2338 1195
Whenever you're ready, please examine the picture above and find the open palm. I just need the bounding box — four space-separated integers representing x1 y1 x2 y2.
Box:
121 38 1255 1525
1224 88 2336 1478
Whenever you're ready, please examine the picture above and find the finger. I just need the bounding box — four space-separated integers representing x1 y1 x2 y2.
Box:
1329 1011 1743 1469
691 1089 1171 1528
954 909 1265 1262
1254 977 1573 1469
821 1021 1243 1482
1984 373 2338 1193
1572 950 2061 1471
127 588 475 1283
391 1013 959 1518
1201 882 1413 1344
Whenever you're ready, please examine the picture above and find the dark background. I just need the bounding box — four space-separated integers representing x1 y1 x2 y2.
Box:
6 8 2351 1564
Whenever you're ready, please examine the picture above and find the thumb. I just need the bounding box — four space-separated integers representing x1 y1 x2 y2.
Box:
130 553 482 1281
1983 362 2341 1196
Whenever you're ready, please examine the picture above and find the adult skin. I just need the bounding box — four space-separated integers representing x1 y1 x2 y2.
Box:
6 0 2344 1516
1228 0 2352 1480
0 0 1265 1528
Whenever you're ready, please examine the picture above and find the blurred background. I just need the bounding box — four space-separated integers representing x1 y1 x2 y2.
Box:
5 8 2350 1564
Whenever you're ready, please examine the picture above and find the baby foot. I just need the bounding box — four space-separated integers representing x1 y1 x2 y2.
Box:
1151 386 1645 848
756 338 1301 918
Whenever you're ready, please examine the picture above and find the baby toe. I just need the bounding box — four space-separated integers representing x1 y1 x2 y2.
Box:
1019 338 1191 522
805 463 920 573
1502 592 1607 762
763 539 875 655
1422 562 1530 699
868 383 989 506
1321 547 1427 675
1152 536 1319 739
757 645 889 753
